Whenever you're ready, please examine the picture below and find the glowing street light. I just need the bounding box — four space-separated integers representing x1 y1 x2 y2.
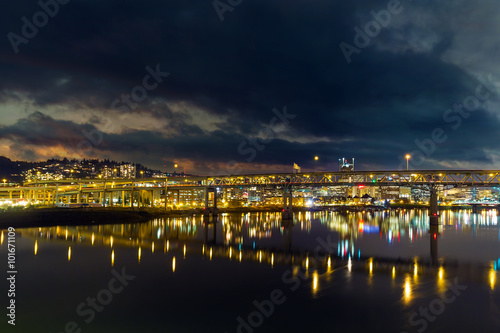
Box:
314 156 319 172
140 170 144 178
2 179 6 186
405 154 411 171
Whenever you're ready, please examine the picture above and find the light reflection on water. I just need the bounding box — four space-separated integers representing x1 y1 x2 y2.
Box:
1 208 499 331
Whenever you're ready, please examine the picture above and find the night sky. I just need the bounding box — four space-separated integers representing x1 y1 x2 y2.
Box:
1 0 499 174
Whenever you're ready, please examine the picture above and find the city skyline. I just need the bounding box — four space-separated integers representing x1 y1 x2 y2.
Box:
1 1 499 174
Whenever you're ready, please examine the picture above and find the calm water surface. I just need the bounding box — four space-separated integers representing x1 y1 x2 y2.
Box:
1 209 499 332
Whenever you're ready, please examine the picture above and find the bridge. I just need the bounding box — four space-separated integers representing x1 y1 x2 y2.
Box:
1 169 500 222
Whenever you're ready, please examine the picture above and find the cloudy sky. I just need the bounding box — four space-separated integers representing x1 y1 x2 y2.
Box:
1 0 499 174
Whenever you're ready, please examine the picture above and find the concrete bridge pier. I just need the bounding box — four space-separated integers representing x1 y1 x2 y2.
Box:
282 187 293 220
204 187 218 218
429 186 439 226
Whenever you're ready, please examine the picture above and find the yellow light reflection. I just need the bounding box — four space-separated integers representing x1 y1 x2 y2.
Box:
259 251 262 263
392 266 396 278
91 233 95 246
183 244 187 258
110 236 113 248
490 269 496 290
347 257 352 272
403 276 412 305
172 256 176 272
65 229 68 240
271 253 274 267
210 247 213 260
229 247 232 259
1 231 4 245
312 271 319 295
437 266 446 293
327 256 331 270
166 240 170 253
111 250 115 267
369 260 373 274
202 245 205 255
138 247 142 263
67 247 71 261
239 251 242 262
151 242 155 253
305 256 309 269
414 263 418 277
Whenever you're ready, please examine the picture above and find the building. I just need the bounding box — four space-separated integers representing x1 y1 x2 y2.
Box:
120 164 136 179
339 158 354 172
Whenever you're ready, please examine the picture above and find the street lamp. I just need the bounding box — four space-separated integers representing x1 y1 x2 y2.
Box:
405 154 411 171
314 156 319 172
2 179 6 186
174 164 178 174
140 170 144 179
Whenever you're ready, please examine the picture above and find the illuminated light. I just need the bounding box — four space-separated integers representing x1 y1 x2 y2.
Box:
239 251 242 262
392 266 396 278
210 247 213 260
65 229 68 240
183 245 187 258
111 250 115 267
259 251 262 263
172 256 176 273
312 271 319 295
34 240 38 255
305 256 309 269
438 267 444 281
202 245 205 255
68 247 71 261
151 242 155 253
404 277 412 304
271 253 274 267
229 247 232 259
1 231 3 245
327 256 331 269
490 268 496 290
91 233 95 246
138 247 142 263
166 240 170 252
414 263 418 276
347 257 352 272
110 236 114 248
369 260 373 274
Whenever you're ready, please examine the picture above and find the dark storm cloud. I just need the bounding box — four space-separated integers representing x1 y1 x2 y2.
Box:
1 0 499 172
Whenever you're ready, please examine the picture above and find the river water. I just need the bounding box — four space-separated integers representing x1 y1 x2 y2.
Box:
1 208 499 332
